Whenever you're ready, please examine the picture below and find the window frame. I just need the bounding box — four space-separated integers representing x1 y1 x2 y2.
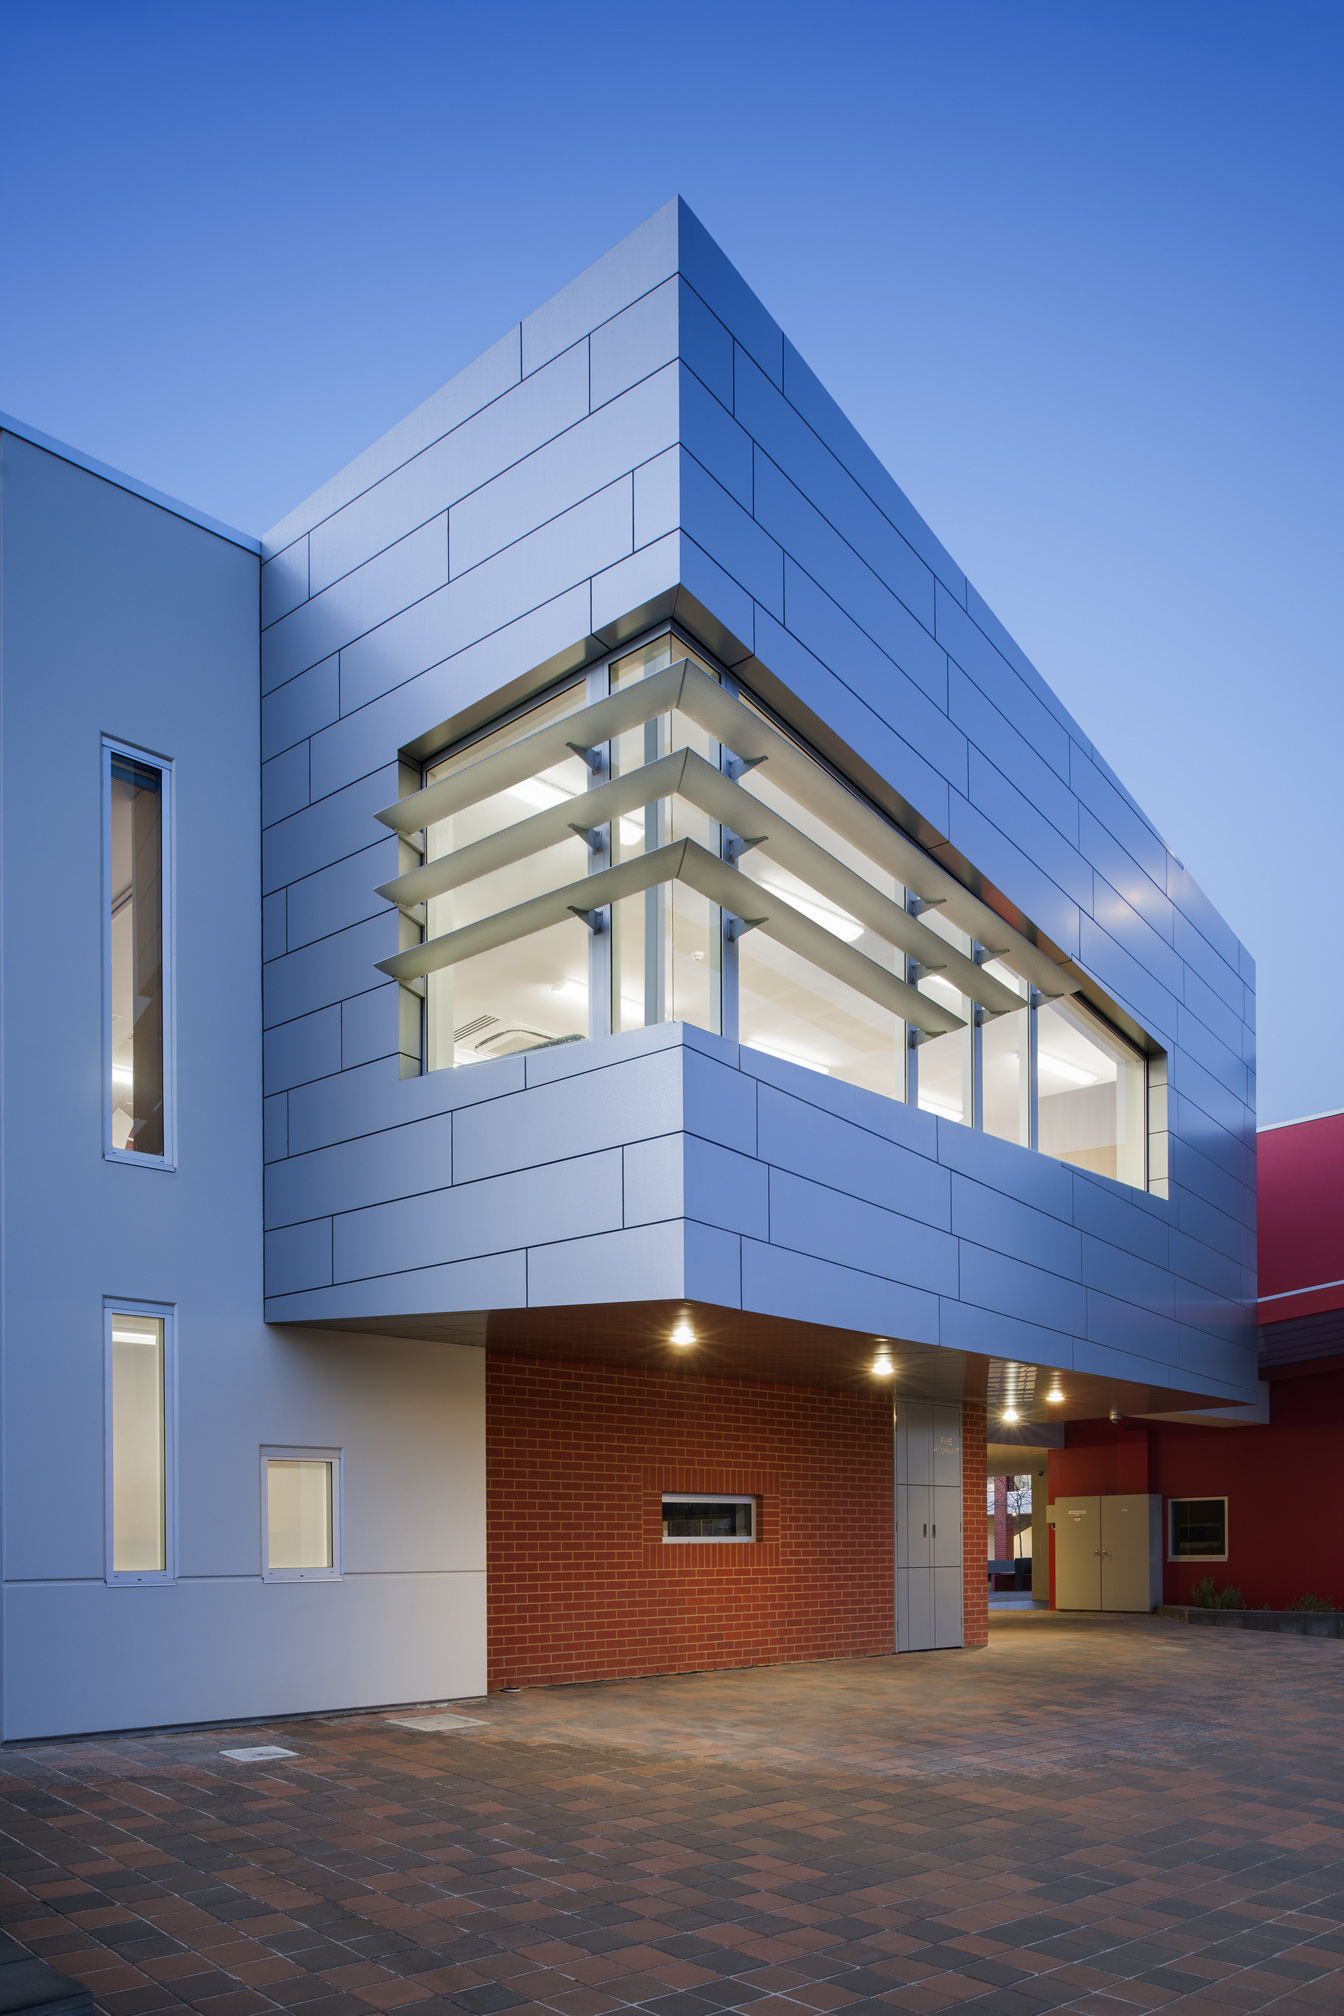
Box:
104 1299 177 1586
260 1446 343 1582
1168 1495 1228 1563
403 621 1162 1196
102 736 175 1169
661 1490 757 1544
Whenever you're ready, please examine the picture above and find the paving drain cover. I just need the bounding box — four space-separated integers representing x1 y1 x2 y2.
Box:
384 1712 488 1732
220 1744 297 1761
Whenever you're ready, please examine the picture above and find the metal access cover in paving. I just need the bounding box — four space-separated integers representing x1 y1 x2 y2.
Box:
2 1614 1343 2014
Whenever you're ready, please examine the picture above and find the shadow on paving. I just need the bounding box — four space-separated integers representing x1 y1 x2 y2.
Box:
0 1618 1343 2015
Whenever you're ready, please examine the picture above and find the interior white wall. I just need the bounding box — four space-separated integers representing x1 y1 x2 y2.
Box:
0 434 486 1739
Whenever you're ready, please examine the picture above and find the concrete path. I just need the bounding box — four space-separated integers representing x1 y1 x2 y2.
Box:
1 1615 1342 2014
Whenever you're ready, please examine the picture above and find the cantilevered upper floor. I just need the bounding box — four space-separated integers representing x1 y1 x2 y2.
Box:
257 198 1257 1415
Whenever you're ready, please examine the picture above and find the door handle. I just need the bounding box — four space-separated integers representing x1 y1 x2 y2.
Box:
932 1525 937 1537
922 1524 927 1537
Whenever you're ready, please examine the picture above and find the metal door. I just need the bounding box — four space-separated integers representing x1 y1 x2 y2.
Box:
1053 1496 1102 1609
896 1401 963 1650
1099 1494 1161 1612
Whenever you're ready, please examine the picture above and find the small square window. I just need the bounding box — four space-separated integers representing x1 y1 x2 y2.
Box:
262 1448 341 1580
1169 1497 1227 1561
661 1492 755 1543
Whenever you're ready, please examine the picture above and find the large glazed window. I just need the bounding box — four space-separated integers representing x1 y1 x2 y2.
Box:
421 682 591 1067
1037 996 1146 1185
375 636 1157 1192
106 745 169 1159
105 1305 172 1583
609 639 722 1037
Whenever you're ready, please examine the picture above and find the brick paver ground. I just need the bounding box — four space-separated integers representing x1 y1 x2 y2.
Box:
3 1614 1344 2016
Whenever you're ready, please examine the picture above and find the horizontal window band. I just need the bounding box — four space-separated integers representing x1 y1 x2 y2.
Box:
376 836 966 1035
378 745 1024 1021
378 660 1076 1000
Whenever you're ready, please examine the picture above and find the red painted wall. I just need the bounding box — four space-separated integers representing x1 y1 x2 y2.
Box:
1047 1368 1344 1610
486 1355 895 1688
1259 1112 1344 1321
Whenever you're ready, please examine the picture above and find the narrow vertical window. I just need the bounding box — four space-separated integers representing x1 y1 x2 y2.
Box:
106 1304 173 1582
261 1449 341 1580
106 743 170 1160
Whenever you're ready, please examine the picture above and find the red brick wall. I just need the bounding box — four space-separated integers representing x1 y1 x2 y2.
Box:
962 1398 989 1649
487 1355 895 1689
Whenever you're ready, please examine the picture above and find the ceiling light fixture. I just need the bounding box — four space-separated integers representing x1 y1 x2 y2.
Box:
872 1352 894 1378
670 1320 696 1346
1002 1406 1020 1424
1046 1386 1064 1404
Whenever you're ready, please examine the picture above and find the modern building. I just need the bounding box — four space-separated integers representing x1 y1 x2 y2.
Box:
0 199 1259 1740
1040 1110 1340 1612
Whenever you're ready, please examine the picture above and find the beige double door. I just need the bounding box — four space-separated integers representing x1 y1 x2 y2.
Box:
1053 1494 1162 1611
896 1401 963 1650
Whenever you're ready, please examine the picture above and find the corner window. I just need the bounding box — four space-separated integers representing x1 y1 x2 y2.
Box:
105 1303 174 1583
376 629 1161 1194
1170 1497 1227 1561
662 1492 755 1542
262 1449 341 1580
105 741 172 1163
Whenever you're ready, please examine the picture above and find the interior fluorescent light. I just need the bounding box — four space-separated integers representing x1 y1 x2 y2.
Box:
549 978 587 999
757 878 863 943
509 776 572 811
1038 1054 1099 1087
748 1039 831 1076
112 1330 158 1344
618 815 645 845
919 1095 962 1121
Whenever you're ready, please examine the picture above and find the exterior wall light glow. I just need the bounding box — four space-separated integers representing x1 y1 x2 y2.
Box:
872 1353 894 1377
670 1322 695 1346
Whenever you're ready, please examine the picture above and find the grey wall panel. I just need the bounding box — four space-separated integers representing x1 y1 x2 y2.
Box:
449 365 677 580
767 1168 959 1296
782 337 966 603
265 515 449 691
265 1111 454 1229
333 1151 623 1281
947 792 1082 959
958 1243 1088 1336
678 363 753 506
263 654 340 760
737 352 938 629
264 326 522 557
755 453 945 701
936 585 1072 777
782 565 969 794
590 276 679 409
949 1175 1083 1280
742 1238 940 1345
262 536 309 626
308 346 590 598
950 665 1077 841
1079 811 1174 942
285 840 396 952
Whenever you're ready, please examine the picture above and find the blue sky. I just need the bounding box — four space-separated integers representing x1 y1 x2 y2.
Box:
2 0 1339 1125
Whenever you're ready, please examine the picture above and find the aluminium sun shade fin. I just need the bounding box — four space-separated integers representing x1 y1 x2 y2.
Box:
377 656 1075 999
378 738 1024 1021
374 663 691 834
376 836 964 1036
667 666 1077 998
375 751 694 907
670 752 1025 1019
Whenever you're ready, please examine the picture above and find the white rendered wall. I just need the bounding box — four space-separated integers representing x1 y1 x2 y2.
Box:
0 434 486 1739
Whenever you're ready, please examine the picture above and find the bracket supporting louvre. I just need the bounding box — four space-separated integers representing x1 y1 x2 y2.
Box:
375 838 966 1038
375 659 1077 1003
